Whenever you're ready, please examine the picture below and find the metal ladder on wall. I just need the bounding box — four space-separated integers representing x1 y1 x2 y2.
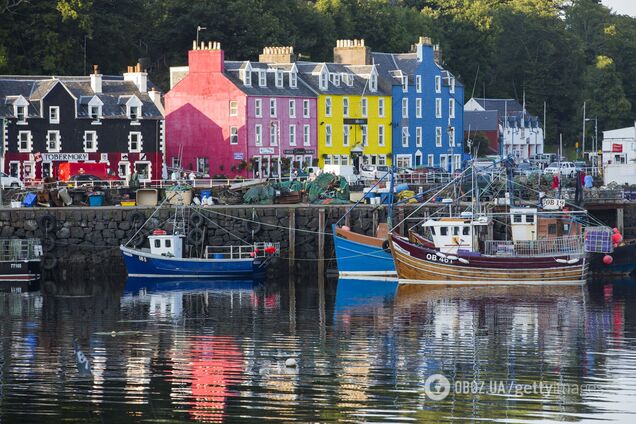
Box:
172 204 188 236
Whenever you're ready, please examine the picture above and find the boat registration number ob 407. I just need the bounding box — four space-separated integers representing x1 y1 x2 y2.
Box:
426 253 454 264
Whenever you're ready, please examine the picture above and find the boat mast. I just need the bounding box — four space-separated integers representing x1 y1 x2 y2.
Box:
387 165 395 229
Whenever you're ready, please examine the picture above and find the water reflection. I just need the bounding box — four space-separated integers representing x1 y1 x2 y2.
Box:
0 275 633 422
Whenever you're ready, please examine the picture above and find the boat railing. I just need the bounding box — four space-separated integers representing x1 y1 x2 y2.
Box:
484 236 584 257
0 239 42 261
205 242 280 260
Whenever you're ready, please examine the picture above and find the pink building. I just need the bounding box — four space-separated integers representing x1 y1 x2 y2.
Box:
166 43 317 178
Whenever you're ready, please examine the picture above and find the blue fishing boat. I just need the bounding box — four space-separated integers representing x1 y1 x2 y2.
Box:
332 224 396 278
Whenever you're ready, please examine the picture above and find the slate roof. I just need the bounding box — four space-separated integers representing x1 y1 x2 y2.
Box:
464 110 498 132
370 51 463 89
472 98 541 129
224 61 316 98
0 75 163 119
295 61 390 96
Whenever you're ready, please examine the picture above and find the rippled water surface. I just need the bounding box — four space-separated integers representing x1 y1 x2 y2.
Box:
1 275 636 423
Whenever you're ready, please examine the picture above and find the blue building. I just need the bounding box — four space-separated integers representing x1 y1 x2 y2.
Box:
372 37 464 171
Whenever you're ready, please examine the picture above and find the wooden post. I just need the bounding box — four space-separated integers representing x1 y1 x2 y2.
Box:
617 207 624 234
318 208 326 276
288 208 295 273
372 209 378 237
398 207 405 236
344 207 350 228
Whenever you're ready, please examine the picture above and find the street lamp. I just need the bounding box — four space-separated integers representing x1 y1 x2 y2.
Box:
196 26 206 46
585 117 598 173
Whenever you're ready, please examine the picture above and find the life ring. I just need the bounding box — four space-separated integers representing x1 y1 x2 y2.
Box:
42 280 57 295
382 239 391 252
38 214 57 233
128 211 146 228
41 254 58 270
190 212 204 227
188 227 205 245
42 234 56 253
244 218 262 234
128 230 144 248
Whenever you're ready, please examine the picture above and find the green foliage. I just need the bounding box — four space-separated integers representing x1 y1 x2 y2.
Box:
0 0 634 143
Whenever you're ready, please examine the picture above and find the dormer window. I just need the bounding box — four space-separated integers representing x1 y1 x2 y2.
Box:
275 70 283 88
369 74 377 92
450 77 455 93
259 70 267 87
16 105 26 123
130 106 140 120
243 70 252 87
49 106 59 124
331 73 340 87
290 71 297 89
89 105 100 121
319 71 328 90
402 76 408 92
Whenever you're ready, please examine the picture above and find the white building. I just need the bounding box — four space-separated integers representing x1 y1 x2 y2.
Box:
602 123 636 185
465 97 544 160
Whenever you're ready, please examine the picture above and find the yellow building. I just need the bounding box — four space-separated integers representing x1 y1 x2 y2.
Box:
297 44 392 172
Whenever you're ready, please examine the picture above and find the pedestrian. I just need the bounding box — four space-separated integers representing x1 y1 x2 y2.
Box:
188 171 196 182
551 173 559 191
584 173 593 189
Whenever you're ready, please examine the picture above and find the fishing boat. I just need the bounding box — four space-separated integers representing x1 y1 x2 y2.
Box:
120 206 279 279
333 223 396 278
0 239 42 286
389 206 611 286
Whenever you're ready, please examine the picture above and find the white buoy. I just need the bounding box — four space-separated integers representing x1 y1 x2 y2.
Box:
285 358 297 368
111 331 117 337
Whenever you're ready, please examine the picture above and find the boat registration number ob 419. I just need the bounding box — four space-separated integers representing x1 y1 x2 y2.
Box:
426 253 453 264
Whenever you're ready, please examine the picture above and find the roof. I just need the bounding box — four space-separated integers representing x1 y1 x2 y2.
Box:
0 75 163 119
464 110 498 132
224 61 316 98
471 98 524 115
295 61 390 96
370 51 463 90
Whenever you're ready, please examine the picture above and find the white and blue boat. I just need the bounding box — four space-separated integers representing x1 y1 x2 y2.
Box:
332 224 396 278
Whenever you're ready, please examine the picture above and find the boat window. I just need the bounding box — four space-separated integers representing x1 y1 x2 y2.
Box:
548 224 557 234
463 227 470 235
526 214 534 223
440 227 448 236
430 227 436 236
453 227 460 235
165 239 171 248
513 215 522 223
154 240 161 248
564 224 570 232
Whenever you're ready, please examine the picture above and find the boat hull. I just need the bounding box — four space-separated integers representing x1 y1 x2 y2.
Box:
0 260 40 282
120 245 266 279
332 225 396 278
589 242 636 275
389 235 588 286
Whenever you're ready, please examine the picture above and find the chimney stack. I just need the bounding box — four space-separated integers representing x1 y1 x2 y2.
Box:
90 64 102 94
333 39 371 65
188 40 224 73
123 62 148 92
258 46 297 64
433 44 442 64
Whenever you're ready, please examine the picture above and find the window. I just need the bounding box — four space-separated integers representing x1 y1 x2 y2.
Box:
172 157 180 169
463 227 470 236
450 77 455 93
332 73 340 86
513 215 522 223
361 125 368 146
259 71 267 87
453 227 460 236
129 105 140 121
118 162 130 178
449 98 455 118
288 100 296 118
341 155 349 166
319 71 328 90
436 127 442 147
230 101 238 117
289 124 296 146
270 124 278 146
343 98 349 117
303 100 310 118
47 130 61 152
435 98 442 118
49 106 59 124
255 99 262 117
416 127 422 147
165 239 171 248
154 239 161 248
378 155 386 166
449 127 456 147
325 124 332 146
378 98 385 117
84 131 98 152
255 124 262 146
378 125 385 146
290 72 297 88
89 105 101 121
18 131 31 152
402 127 409 147
23 161 35 179
230 127 238 145
416 98 422 118
275 70 283 88
435 75 441 93
325 97 332 116
9 162 19 178
135 162 151 181
128 131 142 152
440 227 448 236
361 98 368 117
402 75 408 92
369 74 377 92
270 99 277 117
196 157 209 174
324 155 332 165
16 105 26 123
343 125 350 146
428 154 434 166
243 69 251 86
416 75 422 93
527 214 535 224
303 125 310 146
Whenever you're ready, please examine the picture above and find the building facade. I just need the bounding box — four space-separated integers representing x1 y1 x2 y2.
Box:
0 68 164 181
372 37 464 171
166 43 318 178
602 124 636 185
465 97 544 160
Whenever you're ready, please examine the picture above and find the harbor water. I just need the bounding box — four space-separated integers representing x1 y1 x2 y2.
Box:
0 273 635 422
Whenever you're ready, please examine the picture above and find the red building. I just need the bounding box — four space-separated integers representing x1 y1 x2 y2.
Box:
463 109 499 155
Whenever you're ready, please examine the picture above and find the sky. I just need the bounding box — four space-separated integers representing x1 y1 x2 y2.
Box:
602 0 636 17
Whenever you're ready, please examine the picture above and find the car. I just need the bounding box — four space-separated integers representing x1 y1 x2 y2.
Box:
514 162 540 176
543 162 576 177
374 165 390 179
573 160 589 172
0 172 23 188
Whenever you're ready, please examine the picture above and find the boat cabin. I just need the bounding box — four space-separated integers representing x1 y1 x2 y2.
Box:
422 216 491 254
510 208 537 242
510 207 582 242
148 233 184 258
